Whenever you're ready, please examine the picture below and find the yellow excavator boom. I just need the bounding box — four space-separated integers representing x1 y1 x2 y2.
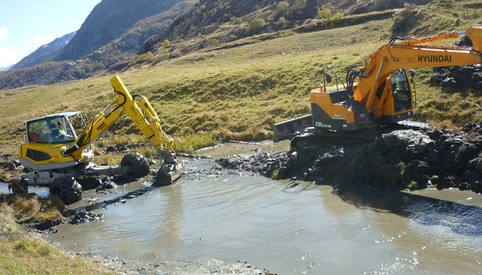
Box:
64 75 175 162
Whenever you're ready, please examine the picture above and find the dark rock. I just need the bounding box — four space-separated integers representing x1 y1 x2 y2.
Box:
216 121 482 193
69 210 104 225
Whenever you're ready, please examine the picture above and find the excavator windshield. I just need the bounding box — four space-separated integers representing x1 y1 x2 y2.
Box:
391 70 412 113
26 113 80 144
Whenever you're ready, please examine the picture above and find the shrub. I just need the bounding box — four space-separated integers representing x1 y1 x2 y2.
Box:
161 39 171 48
247 18 266 35
277 17 286 26
231 17 243 25
392 3 419 33
317 5 344 28
276 1 290 15
128 52 154 67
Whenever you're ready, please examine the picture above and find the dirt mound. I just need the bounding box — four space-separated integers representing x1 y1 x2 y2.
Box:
216 122 482 193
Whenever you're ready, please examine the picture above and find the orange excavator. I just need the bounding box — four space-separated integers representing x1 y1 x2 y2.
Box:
274 25 482 142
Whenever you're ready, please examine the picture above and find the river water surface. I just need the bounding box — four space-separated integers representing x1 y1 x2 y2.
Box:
38 142 482 274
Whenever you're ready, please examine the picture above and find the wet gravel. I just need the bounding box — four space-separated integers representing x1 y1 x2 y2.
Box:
80 252 275 275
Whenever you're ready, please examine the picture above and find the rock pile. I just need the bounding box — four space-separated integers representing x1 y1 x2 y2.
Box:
431 65 482 90
216 122 482 193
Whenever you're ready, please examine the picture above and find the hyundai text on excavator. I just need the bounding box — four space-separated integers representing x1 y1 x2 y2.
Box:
274 25 482 146
14 75 180 204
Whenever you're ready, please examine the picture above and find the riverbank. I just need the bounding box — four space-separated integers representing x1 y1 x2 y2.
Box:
216 122 482 194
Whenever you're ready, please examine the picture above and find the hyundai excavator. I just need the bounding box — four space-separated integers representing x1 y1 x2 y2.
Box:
274 25 482 147
13 75 180 204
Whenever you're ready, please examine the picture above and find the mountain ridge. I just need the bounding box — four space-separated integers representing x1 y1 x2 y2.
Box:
0 0 444 90
11 32 76 70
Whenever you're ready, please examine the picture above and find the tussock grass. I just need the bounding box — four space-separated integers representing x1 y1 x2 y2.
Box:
8 195 63 222
0 201 114 274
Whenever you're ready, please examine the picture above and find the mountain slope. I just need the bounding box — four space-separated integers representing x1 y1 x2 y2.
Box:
55 0 189 61
0 0 437 89
163 0 431 54
11 32 75 70
85 1 196 70
0 0 194 89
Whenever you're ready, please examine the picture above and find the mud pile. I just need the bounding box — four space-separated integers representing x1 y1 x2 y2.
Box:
216 122 482 193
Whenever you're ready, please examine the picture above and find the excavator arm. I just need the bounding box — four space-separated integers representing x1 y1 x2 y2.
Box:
63 76 178 183
354 26 482 118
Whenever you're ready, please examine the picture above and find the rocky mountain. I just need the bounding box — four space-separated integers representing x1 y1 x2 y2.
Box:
1 0 434 89
0 0 194 89
11 32 75 70
55 0 190 61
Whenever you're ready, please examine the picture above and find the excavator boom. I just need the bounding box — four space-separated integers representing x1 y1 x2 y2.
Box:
64 76 175 160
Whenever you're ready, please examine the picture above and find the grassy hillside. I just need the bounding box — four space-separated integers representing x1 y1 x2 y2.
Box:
1 1 481 157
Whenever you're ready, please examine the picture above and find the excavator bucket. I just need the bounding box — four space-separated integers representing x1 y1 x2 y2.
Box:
273 114 313 142
154 163 181 186
153 151 181 186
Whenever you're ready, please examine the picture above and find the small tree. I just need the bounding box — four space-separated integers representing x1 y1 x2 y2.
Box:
317 5 343 28
276 1 290 15
161 39 171 48
277 17 286 26
231 17 243 25
247 18 266 35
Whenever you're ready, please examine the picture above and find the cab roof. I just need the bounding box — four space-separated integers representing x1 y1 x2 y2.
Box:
24 111 81 124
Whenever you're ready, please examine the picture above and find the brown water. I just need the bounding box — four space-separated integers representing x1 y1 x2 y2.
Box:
39 142 482 274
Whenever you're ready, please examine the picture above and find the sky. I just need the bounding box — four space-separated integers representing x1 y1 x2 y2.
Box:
0 0 101 68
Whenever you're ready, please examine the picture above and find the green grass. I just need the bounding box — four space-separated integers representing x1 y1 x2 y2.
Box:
1 1 480 156
0 200 115 274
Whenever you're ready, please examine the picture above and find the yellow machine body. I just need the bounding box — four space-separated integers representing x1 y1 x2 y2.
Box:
18 75 177 184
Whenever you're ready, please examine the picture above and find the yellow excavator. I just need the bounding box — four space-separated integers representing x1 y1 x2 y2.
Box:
274 25 482 144
14 75 179 204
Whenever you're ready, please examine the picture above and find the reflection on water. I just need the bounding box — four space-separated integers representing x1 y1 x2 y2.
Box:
0 182 50 198
47 158 482 274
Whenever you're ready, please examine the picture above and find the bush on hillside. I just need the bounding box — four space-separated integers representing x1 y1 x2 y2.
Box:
392 3 419 34
317 5 344 28
247 18 266 35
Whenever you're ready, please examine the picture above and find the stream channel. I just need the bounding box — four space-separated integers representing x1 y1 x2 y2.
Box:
5 141 482 274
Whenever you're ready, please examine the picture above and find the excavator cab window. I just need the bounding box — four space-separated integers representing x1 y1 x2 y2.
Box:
26 116 76 144
391 70 412 113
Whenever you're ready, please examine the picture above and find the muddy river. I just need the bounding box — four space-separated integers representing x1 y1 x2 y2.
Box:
4 141 482 274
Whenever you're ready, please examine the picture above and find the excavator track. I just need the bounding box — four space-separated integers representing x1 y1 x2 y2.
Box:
287 120 433 151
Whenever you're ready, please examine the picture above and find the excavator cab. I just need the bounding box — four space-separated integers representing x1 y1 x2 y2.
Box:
391 70 413 113
19 112 93 172
379 69 415 123
26 114 79 144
